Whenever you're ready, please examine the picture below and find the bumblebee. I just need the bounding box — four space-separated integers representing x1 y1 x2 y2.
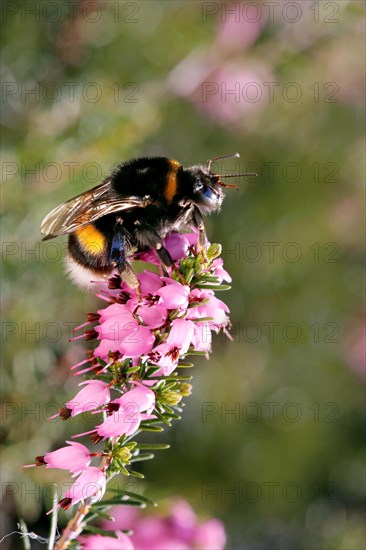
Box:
41 153 254 289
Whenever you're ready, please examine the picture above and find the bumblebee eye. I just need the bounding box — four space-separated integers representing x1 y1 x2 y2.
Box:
201 185 218 202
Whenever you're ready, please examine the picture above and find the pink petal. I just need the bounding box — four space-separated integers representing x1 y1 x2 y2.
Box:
167 318 195 353
97 408 141 438
157 281 190 309
191 324 212 353
66 380 110 416
98 303 131 323
163 233 190 260
135 304 168 329
212 258 232 283
113 386 156 415
118 324 155 357
65 466 106 505
44 441 91 474
96 311 136 341
139 271 164 295
93 338 120 361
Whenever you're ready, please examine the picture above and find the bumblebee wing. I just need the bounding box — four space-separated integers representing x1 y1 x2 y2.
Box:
41 181 152 240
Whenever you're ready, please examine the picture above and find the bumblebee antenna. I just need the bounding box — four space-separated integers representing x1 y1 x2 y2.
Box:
215 172 258 178
207 152 240 171
214 171 258 189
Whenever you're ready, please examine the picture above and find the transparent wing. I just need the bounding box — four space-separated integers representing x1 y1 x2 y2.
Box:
41 180 152 240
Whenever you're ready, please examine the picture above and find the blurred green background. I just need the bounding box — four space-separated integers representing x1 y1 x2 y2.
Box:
1 1 365 548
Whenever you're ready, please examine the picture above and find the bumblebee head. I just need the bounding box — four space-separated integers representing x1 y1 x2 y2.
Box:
187 165 225 213
185 153 257 213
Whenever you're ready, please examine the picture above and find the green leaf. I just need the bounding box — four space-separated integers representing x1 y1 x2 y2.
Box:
195 283 231 291
115 461 130 476
92 499 145 508
185 350 207 356
149 375 193 381
110 489 157 507
84 508 115 521
126 366 140 373
137 443 170 450
152 409 172 426
130 452 155 462
82 526 121 537
128 469 145 479
138 425 165 432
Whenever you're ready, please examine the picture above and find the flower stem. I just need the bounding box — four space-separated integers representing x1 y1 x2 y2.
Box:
54 503 91 550
48 486 58 550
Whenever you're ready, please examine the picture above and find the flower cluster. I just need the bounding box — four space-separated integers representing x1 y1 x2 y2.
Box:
28 230 231 547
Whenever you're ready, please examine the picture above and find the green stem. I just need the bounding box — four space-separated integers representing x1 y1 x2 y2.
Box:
48 485 58 550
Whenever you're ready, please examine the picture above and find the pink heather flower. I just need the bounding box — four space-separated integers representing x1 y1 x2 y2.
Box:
80 531 134 550
165 318 195 355
94 307 155 360
163 232 191 260
96 407 142 439
212 258 232 283
49 466 106 512
98 303 130 323
184 229 199 248
111 386 156 415
149 318 195 375
187 289 229 327
133 303 168 330
63 380 110 418
157 279 190 310
35 441 91 474
138 271 164 295
94 385 156 439
191 323 212 354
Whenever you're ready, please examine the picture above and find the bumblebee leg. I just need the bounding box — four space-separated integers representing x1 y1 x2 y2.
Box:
110 228 141 296
192 207 207 256
120 262 141 296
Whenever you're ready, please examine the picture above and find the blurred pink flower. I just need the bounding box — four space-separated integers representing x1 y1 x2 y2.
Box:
101 499 226 550
80 531 134 549
343 318 366 381
192 64 273 124
216 6 264 52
